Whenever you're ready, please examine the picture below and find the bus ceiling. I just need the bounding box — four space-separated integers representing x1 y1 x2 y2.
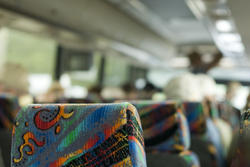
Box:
0 0 249 68
0 0 176 67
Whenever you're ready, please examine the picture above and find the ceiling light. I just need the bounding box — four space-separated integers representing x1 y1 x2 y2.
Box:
226 42 245 53
216 20 233 32
218 33 241 43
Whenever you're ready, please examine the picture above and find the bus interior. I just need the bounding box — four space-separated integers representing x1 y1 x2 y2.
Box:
0 0 249 167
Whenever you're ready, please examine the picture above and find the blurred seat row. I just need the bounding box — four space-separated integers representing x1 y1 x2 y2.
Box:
0 94 248 167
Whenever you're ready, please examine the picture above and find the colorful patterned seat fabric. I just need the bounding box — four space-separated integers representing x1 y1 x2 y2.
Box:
182 102 207 135
131 101 189 152
231 109 250 167
11 103 147 167
182 102 224 167
131 101 200 167
240 109 250 137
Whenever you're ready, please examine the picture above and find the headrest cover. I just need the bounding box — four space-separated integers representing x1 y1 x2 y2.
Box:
11 103 146 167
182 102 207 135
0 94 20 130
131 101 190 152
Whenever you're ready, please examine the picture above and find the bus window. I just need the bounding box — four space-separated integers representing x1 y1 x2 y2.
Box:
0 28 57 96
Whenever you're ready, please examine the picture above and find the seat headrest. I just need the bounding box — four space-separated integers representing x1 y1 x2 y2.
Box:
11 103 146 167
0 94 20 130
182 102 207 135
131 101 190 153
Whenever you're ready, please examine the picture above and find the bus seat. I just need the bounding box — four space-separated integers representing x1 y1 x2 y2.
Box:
183 102 224 167
11 103 147 167
231 110 250 167
0 94 20 167
206 100 233 157
182 102 207 135
0 94 20 130
241 110 250 136
131 101 200 167
0 130 12 167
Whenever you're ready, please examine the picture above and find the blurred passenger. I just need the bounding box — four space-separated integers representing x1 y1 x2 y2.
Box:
226 82 242 102
136 81 159 100
197 74 232 157
188 50 223 74
165 73 233 164
0 62 33 106
0 81 4 93
37 82 64 103
164 73 202 101
196 74 217 101
122 83 138 100
0 62 24 133
0 62 29 95
87 85 103 102
101 87 126 101
152 92 166 101
165 73 226 167
218 82 241 131
226 81 243 110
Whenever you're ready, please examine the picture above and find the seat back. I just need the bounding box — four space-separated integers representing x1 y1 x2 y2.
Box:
231 110 250 167
131 101 190 153
205 100 233 156
183 102 224 167
182 102 207 135
131 101 200 167
0 94 20 130
241 109 250 137
11 103 146 167
0 94 20 167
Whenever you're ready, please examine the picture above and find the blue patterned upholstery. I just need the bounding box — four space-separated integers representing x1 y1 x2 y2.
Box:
131 101 189 152
183 102 224 167
11 103 147 167
182 102 207 135
131 101 200 167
